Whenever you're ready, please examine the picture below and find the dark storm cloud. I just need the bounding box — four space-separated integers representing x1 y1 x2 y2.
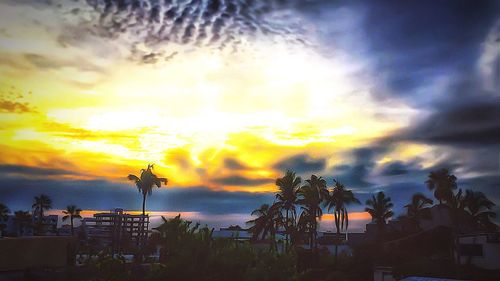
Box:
361 0 499 101
331 146 388 189
162 187 274 214
400 97 500 146
223 158 247 170
273 154 326 174
0 164 80 177
379 161 414 176
0 177 138 212
212 175 271 186
460 175 500 203
0 176 274 215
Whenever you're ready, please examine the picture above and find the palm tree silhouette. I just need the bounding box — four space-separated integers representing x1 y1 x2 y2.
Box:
32 194 52 235
13 210 32 236
62 205 82 236
128 164 168 217
426 169 457 204
128 164 168 242
297 175 328 250
463 190 496 230
247 204 281 250
247 204 279 240
273 170 301 249
404 193 433 230
365 191 394 231
324 179 360 258
0 203 10 237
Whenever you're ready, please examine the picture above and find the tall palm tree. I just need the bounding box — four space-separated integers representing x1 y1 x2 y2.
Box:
426 169 457 204
246 204 280 250
62 205 82 236
365 191 394 230
0 203 10 237
128 164 168 243
404 193 433 230
324 180 360 259
13 210 32 236
325 180 360 234
32 194 52 235
297 175 328 249
128 164 168 217
274 170 301 249
463 190 496 230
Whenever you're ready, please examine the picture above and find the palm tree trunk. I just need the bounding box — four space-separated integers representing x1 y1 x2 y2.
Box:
142 193 146 216
139 193 147 251
335 210 340 260
70 217 74 236
38 207 44 235
285 210 289 252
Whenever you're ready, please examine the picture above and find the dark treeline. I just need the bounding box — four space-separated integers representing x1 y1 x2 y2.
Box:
0 167 497 281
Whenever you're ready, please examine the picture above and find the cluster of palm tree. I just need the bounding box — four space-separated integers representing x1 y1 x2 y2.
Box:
247 171 361 254
0 195 83 237
32 194 52 234
247 168 497 256
425 168 496 231
62 205 83 235
365 191 395 229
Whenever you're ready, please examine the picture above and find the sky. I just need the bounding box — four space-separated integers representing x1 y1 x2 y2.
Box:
0 0 499 231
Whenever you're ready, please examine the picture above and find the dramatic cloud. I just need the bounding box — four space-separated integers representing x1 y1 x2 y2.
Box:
212 175 271 187
331 146 388 189
1 0 499 228
401 97 500 146
223 158 247 170
361 0 499 103
0 164 81 177
0 176 274 215
273 154 326 174
379 160 422 176
43 0 314 63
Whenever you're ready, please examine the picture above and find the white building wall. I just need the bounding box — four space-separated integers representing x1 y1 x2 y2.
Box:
457 234 500 270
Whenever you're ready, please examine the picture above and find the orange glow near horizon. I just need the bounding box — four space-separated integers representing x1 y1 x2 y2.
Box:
321 212 372 222
49 209 372 223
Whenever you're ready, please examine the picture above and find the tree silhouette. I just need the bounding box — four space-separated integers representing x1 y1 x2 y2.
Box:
62 205 82 236
324 179 360 258
404 193 433 230
297 175 328 249
325 179 360 234
32 194 52 235
365 191 394 229
0 203 10 237
463 190 496 231
13 210 32 236
247 204 280 247
247 204 282 251
273 170 301 249
128 164 168 243
426 169 457 204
